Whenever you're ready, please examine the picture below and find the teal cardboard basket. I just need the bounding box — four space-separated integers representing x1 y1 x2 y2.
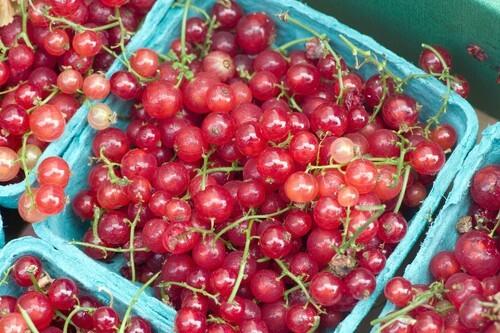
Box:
0 212 4 248
373 122 500 331
0 0 174 209
34 0 479 331
0 237 176 331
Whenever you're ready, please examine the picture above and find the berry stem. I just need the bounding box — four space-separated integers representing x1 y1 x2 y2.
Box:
100 18 151 83
227 219 254 303
489 211 500 238
55 310 79 331
69 241 149 254
284 284 303 304
0 84 21 95
176 0 192 86
203 165 244 175
207 315 230 325
393 165 411 213
19 0 34 49
275 259 323 314
276 83 303 113
19 131 33 198
200 15 219 58
371 281 444 330
396 73 437 90
159 281 220 305
28 273 42 292
63 306 95 333
421 44 452 135
215 206 292 240
339 35 399 82
338 205 386 254
17 305 40 333
341 206 352 245
172 2 210 21
0 266 13 286
307 156 400 173
369 73 390 123
41 10 120 32
91 206 103 242
128 208 142 283
99 147 129 185
355 204 387 212
199 150 214 191
277 37 313 53
26 88 60 113
278 12 345 105
118 271 161 333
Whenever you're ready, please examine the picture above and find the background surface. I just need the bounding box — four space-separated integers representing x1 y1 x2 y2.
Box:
306 0 500 117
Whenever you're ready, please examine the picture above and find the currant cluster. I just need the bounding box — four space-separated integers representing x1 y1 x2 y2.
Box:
374 164 500 333
68 1 461 332
0 255 155 333
0 0 155 220
18 156 71 222
418 46 469 99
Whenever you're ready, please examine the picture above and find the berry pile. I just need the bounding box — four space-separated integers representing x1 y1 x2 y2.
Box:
0 0 155 219
66 1 466 332
373 164 500 333
0 255 156 333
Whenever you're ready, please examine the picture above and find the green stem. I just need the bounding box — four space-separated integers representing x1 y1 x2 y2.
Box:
215 206 292 240
114 7 130 59
100 14 151 83
200 15 218 58
128 208 142 283
26 88 59 113
278 12 345 105
0 266 13 286
91 207 102 242
172 2 210 21
99 147 129 185
55 310 78 331
29 274 42 292
0 84 21 95
70 241 149 253
307 156 400 173
393 166 411 213
45 14 119 32
371 282 444 329
339 205 386 253
355 204 387 212
277 37 312 53
204 166 244 175
200 151 212 191
19 0 34 49
18 305 40 333
275 259 323 314
489 211 500 237
421 44 452 135
284 284 302 304
369 74 389 122
397 73 437 90
341 206 351 245
227 219 254 303
306 163 343 172
288 95 303 112
63 307 95 333
118 272 161 333
19 132 33 198
159 281 220 305
176 0 192 86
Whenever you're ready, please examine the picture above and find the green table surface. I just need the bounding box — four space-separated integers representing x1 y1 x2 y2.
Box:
305 0 500 118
